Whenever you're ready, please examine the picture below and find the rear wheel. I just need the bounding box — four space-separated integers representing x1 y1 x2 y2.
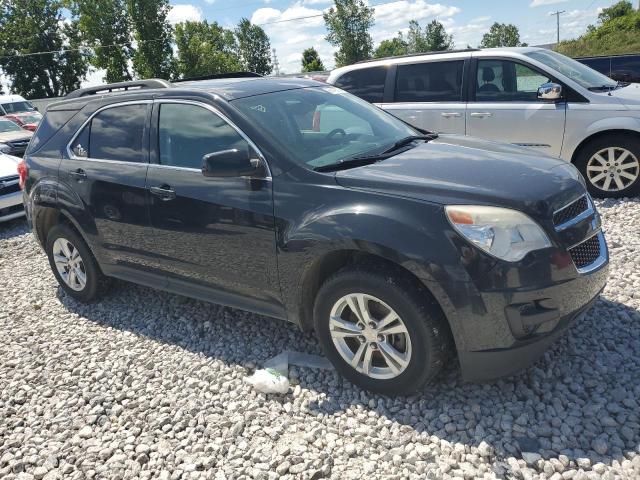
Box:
575 135 640 198
313 267 452 395
46 223 110 302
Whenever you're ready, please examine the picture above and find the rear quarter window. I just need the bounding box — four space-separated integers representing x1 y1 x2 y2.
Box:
333 66 388 103
26 108 81 155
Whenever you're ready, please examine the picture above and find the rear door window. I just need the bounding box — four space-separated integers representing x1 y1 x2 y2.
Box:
333 66 387 103
394 61 464 102
71 104 148 162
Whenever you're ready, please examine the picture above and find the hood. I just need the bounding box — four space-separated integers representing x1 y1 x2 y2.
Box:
0 129 32 143
603 82 640 107
335 135 586 219
0 153 20 178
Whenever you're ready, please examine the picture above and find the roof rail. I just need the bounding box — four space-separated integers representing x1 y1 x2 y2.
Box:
355 48 480 64
173 72 262 83
65 79 173 99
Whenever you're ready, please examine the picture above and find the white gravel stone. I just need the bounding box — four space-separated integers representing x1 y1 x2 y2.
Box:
1 197 639 479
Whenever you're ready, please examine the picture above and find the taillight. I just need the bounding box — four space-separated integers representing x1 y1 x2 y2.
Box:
17 158 28 190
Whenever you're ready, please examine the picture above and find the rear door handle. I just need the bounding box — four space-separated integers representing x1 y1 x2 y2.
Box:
68 168 87 180
441 112 461 118
470 112 493 118
149 185 176 201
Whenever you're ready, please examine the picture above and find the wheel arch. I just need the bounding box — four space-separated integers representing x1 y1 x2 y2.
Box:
569 128 640 164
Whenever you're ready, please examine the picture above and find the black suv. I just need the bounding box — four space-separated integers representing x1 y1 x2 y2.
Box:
21 77 608 394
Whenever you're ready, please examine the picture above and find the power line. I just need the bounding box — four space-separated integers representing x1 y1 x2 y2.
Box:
549 10 566 44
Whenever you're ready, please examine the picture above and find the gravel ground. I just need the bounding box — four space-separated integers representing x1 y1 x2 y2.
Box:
1 198 639 480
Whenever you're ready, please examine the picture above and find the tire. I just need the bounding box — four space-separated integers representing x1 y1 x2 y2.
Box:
575 134 640 198
313 267 452 395
46 223 110 303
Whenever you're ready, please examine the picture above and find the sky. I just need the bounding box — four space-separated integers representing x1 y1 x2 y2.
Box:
161 0 620 76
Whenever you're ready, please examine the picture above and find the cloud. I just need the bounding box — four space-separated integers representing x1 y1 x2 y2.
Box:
529 0 568 7
167 4 203 24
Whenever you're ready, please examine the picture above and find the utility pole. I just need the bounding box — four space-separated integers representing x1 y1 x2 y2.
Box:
550 10 566 45
272 48 280 76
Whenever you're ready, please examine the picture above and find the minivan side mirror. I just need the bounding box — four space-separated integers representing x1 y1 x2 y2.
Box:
537 82 563 101
201 148 265 178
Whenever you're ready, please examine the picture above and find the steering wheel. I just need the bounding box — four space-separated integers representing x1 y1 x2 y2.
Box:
326 128 347 141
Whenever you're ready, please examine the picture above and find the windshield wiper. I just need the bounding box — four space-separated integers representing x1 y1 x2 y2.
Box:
382 134 438 154
587 84 619 92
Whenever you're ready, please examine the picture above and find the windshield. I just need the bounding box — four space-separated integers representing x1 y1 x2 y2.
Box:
1 101 36 114
233 86 417 170
0 119 23 133
525 50 617 90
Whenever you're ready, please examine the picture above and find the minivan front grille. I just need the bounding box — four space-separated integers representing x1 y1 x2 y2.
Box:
0 175 20 196
553 195 589 227
569 234 601 269
7 139 30 149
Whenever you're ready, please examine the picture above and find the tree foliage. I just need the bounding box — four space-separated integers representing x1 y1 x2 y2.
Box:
236 18 272 76
374 37 408 58
480 23 526 48
175 21 241 79
69 0 133 83
407 20 454 53
324 0 374 67
125 0 174 79
555 1 640 57
0 0 88 97
301 47 326 72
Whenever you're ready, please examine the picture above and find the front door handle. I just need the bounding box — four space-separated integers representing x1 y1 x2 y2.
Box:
68 168 87 180
470 112 493 118
149 185 176 201
441 112 461 118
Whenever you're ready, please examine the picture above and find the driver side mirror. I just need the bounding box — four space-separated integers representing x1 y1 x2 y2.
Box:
537 82 563 102
201 148 265 178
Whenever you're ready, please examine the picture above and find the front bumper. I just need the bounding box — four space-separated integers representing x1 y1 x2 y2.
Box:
0 190 25 222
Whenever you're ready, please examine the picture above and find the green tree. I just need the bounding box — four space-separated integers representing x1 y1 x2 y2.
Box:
374 37 408 58
69 0 133 83
598 0 633 24
175 21 241 78
0 0 88 98
301 47 326 72
236 18 272 75
324 0 374 67
480 23 525 48
125 0 174 79
407 19 454 53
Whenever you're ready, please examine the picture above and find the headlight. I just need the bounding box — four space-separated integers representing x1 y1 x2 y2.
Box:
445 205 551 262
0 143 10 154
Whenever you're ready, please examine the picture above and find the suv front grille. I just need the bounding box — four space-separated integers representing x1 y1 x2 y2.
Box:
0 175 20 196
7 139 30 149
569 234 601 269
553 195 589 227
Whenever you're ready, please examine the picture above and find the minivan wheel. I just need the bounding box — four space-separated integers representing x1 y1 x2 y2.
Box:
46 224 110 302
313 268 452 395
575 135 640 198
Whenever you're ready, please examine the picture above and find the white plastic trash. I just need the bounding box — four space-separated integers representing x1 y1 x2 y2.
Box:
244 368 290 394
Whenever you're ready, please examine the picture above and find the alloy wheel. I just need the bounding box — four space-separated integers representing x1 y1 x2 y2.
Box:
586 147 639 192
52 238 87 291
329 293 412 379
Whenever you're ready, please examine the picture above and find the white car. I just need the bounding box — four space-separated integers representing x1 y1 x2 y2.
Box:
327 47 640 198
0 152 25 223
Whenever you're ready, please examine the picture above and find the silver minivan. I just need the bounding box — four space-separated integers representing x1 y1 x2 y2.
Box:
327 47 640 198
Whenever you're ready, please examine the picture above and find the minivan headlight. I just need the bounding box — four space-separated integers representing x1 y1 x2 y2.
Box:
445 205 551 262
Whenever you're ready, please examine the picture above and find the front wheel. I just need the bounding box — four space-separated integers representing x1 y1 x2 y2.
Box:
575 135 640 198
313 268 452 395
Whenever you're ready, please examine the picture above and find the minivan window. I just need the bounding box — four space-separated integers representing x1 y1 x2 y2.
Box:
333 66 387 103
233 86 416 170
158 103 250 170
525 49 617 90
1 101 35 114
71 104 147 162
395 61 464 102
476 60 551 102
